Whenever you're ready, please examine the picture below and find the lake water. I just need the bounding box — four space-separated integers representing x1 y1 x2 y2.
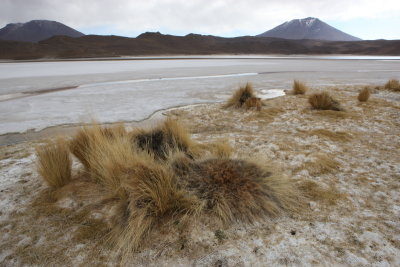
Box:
0 56 399 135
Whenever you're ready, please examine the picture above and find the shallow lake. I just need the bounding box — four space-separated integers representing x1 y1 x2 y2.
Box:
0 56 399 135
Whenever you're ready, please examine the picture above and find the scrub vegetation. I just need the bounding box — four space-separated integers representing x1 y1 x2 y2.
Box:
308 92 342 111
36 138 72 188
384 79 400 92
292 80 308 95
225 83 255 108
5 81 398 266
358 87 370 102
35 117 300 259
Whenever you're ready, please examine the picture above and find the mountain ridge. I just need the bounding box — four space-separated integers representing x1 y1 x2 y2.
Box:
1 32 399 60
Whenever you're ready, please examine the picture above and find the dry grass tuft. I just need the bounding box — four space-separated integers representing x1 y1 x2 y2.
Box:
209 140 233 158
224 83 255 108
32 118 302 258
306 129 353 142
183 158 300 224
36 138 72 188
292 80 308 95
301 153 341 176
299 180 346 205
113 159 203 254
69 124 127 169
244 97 262 111
199 139 234 158
384 79 400 92
68 126 96 169
251 107 284 122
169 151 195 177
131 118 198 160
86 130 136 198
308 92 342 111
358 87 370 102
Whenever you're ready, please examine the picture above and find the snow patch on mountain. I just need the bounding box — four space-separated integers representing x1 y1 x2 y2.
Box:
304 17 317 27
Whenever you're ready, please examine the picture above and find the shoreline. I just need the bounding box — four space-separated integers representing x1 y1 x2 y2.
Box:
1 54 400 63
0 102 216 146
0 86 79 102
0 89 286 146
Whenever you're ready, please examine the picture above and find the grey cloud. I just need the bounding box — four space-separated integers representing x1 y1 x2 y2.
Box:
1 0 399 36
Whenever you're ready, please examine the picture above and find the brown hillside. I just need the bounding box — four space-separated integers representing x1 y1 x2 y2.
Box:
0 33 399 59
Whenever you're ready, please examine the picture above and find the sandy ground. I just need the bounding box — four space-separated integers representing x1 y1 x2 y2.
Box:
0 85 399 266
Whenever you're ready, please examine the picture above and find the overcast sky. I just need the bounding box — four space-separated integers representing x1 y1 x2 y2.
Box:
1 0 400 40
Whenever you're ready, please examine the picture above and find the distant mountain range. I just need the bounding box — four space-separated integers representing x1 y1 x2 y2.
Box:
0 19 399 59
0 20 84 42
257 17 361 41
1 33 399 60
0 17 363 44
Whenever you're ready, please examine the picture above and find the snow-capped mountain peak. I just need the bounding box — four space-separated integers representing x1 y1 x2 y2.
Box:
303 17 317 27
257 17 361 41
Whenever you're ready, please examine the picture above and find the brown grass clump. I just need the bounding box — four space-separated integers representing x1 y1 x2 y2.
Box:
32 118 302 258
131 118 198 160
183 158 300 224
358 87 370 102
224 83 255 108
306 129 353 142
113 159 203 254
86 130 135 197
308 92 342 111
299 180 346 205
169 151 195 177
244 97 262 111
384 79 400 91
36 138 72 188
292 80 308 95
68 127 94 169
198 139 234 158
300 153 340 176
209 140 233 158
69 124 127 169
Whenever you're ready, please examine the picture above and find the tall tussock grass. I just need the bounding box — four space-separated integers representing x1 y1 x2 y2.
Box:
308 92 342 111
35 118 301 258
36 138 72 188
384 79 400 92
86 130 135 198
69 124 127 169
292 80 308 95
182 158 300 224
224 83 255 108
131 118 198 160
358 87 370 102
113 159 204 254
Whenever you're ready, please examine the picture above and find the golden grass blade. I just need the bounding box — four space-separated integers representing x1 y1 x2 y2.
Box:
36 137 72 188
